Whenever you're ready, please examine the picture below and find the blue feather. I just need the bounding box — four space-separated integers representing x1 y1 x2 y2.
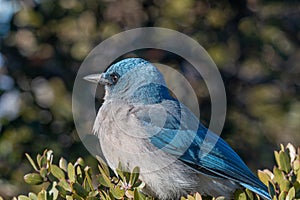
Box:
135 99 271 200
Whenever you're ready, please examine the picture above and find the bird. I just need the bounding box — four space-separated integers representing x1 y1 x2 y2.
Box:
84 58 271 200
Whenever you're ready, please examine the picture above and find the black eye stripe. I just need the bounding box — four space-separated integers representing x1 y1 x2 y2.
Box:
110 72 120 83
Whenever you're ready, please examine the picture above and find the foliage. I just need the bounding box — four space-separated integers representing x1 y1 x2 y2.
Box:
258 144 300 200
6 143 300 200
17 149 151 200
0 0 299 198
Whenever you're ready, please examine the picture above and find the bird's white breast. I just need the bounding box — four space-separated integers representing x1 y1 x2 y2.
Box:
93 100 238 199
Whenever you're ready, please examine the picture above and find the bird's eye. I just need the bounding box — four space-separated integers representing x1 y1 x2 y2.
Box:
110 73 119 84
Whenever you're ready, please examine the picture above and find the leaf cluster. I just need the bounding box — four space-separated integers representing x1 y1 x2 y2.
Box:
258 144 300 200
5 143 300 200
18 150 152 200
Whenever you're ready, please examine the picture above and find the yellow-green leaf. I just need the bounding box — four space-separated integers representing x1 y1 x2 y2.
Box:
37 189 47 200
130 167 140 186
76 157 85 167
86 197 99 200
110 186 125 199
234 189 247 200
51 164 65 180
278 151 291 173
194 193 202 200
268 181 276 199
66 195 73 200
293 160 300 173
273 166 290 192
97 173 112 188
55 185 68 197
71 182 88 198
96 155 110 177
39 167 47 179
133 188 144 200
25 153 38 171
125 190 134 199
278 191 286 200
28 192 37 200
67 163 75 182
116 168 125 182
84 166 93 191
59 157 68 172
18 195 30 200
24 173 43 185
258 170 271 186
286 187 295 200
58 179 71 191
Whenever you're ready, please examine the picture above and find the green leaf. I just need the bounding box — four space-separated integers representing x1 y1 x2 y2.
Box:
58 179 71 191
66 195 73 200
50 164 65 180
278 151 291 173
75 157 85 167
46 150 53 163
274 150 280 166
97 173 112 188
124 171 131 184
28 192 37 200
76 165 83 184
286 187 295 200
133 188 145 200
258 170 271 186
99 191 112 200
234 189 247 200
71 182 88 198
25 153 38 171
280 144 285 151
293 160 300 173
268 181 276 199
187 195 194 200
245 189 254 200
40 155 47 169
278 191 286 200
24 173 44 185
273 166 290 192
130 167 140 186
18 195 30 200
116 168 125 182
67 163 76 183
294 181 300 198
37 189 47 200
84 166 93 191
56 184 71 198
36 154 42 168
59 157 68 172
39 167 47 179
110 186 125 199
72 193 84 200
86 197 99 200
125 190 134 199
194 193 202 200
96 156 110 177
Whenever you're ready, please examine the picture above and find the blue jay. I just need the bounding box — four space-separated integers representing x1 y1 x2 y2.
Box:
84 58 271 200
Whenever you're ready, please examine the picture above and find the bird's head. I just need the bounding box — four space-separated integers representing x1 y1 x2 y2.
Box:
84 58 172 104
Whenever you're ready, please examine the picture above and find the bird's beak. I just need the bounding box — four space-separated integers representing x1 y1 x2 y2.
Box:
83 73 112 85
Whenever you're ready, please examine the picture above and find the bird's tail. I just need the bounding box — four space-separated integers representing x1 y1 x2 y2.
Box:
240 182 272 200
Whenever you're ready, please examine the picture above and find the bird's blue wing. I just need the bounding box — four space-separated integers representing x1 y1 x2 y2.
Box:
132 100 271 200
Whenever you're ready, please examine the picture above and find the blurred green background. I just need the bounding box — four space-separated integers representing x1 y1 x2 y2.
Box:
0 0 299 198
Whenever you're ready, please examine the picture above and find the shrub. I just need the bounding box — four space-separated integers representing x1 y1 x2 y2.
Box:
6 143 300 200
